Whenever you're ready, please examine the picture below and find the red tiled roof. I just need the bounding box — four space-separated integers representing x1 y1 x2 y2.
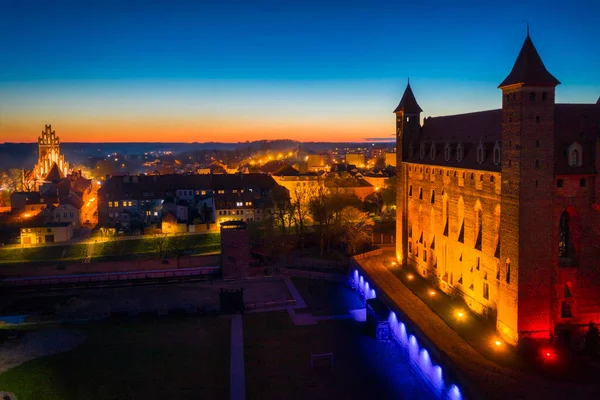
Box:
393 83 422 113
499 35 560 88
59 195 84 209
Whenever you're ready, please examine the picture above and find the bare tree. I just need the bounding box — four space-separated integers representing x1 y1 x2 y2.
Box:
150 233 170 259
340 206 375 255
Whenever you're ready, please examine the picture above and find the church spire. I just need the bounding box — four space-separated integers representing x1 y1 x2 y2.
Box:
393 82 422 113
499 33 560 88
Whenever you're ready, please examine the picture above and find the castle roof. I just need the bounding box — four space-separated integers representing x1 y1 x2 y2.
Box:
499 35 560 88
404 103 600 174
45 163 64 182
393 83 423 114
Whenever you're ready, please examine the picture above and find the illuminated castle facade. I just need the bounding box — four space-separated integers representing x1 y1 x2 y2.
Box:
25 125 70 190
395 33 600 344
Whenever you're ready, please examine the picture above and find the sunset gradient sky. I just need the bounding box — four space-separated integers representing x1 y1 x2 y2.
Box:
1 0 599 143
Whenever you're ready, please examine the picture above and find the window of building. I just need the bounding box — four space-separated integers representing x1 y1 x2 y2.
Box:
420 143 426 159
475 204 483 250
456 143 464 162
419 187 423 200
69 212 74 218
47 228 52 233
561 302 573 318
236 202 243 207
109 202 113 207
423 249 428 262
408 241 413 254
580 179 586 187
557 179 564 188
542 92 547 101
568 142 583 167
63 213 68 218
476 143 484 164
559 210 578 264
430 143 436 160
536 140 540 148
505 260 511 284
408 143 414 158
444 144 451 161
483 282 489 300
430 190 435 204
529 92 536 102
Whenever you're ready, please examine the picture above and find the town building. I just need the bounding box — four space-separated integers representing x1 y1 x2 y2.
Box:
97 173 280 231
20 222 73 245
395 33 600 345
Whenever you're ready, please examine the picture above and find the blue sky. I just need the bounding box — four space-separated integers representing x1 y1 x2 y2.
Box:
1 0 599 142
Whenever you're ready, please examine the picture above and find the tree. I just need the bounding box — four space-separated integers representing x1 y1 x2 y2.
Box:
339 206 375 255
269 184 292 235
149 233 170 259
168 233 188 267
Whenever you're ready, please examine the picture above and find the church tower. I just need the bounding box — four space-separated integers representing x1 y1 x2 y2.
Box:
394 82 422 264
497 32 560 343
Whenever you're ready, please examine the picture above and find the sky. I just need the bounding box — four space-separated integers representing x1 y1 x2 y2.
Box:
1 0 599 143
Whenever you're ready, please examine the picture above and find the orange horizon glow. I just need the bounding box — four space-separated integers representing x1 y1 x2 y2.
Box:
0 118 393 144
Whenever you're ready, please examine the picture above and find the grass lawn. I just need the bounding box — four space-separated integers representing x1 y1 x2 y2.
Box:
0 234 220 265
92 233 220 259
291 278 364 316
0 316 230 400
0 246 66 264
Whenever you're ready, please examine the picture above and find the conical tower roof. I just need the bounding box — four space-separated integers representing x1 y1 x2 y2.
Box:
393 82 422 113
499 34 560 88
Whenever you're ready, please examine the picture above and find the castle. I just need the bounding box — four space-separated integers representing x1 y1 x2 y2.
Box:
395 33 600 345
24 125 71 191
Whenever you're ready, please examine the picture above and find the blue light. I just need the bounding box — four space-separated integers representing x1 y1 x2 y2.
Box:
450 384 462 400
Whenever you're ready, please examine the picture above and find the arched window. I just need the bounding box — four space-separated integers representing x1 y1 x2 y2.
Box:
444 144 451 161
474 201 483 251
476 143 485 164
559 211 570 258
420 143 426 159
571 149 579 166
408 143 414 158
430 142 436 160
493 142 501 165
456 143 464 162
493 204 501 258
457 196 465 243
442 193 449 236
568 142 583 167
558 209 579 265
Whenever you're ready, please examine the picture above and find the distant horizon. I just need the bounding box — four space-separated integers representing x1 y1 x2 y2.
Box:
2 1 599 143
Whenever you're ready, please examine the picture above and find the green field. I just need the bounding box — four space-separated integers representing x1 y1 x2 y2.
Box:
0 317 230 400
0 234 220 264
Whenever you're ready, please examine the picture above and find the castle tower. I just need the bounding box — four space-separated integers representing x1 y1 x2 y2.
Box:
394 82 422 264
497 33 560 343
220 220 250 280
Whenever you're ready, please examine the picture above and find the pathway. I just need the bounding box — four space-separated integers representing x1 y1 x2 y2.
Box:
356 255 600 400
230 314 245 400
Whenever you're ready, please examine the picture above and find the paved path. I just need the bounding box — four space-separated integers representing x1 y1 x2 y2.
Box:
230 314 245 400
356 255 600 400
